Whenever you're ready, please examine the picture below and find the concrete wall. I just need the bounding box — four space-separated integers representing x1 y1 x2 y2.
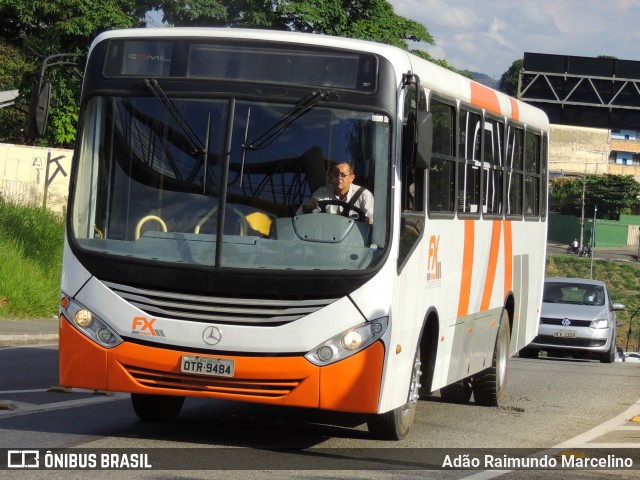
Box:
550 124 640 181
549 124 610 175
0 143 73 214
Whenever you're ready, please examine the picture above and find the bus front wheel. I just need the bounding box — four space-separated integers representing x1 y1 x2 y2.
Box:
131 393 185 421
366 347 421 440
472 310 510 406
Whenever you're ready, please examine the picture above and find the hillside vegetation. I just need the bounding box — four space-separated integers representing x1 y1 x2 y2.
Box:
0 200 64 318
0 202 639 349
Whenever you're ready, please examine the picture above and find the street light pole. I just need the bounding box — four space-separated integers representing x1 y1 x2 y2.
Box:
590 205 597 279
580 175 586 250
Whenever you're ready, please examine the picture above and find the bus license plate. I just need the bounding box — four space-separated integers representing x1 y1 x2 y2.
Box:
181 355 235 377
552 330 576 338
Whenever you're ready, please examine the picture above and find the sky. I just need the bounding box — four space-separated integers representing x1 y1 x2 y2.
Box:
390 0 640 79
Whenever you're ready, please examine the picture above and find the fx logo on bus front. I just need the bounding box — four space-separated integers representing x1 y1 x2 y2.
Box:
131 317 166 339
7 450 39 468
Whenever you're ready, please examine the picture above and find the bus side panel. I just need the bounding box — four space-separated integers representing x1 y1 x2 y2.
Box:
59 315 108 390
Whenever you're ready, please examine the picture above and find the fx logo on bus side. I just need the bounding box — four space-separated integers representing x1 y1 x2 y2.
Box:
427 235 442 283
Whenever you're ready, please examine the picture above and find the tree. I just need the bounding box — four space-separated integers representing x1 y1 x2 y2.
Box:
499 58 522 97
0 39 33 143
0 0 157 147
0 0 436 146
550 174 640 220
159 0 434 50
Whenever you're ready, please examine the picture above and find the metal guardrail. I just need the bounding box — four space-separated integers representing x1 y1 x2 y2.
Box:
0 90 19 109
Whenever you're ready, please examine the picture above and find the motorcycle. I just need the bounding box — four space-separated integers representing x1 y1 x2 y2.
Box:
566 243 580 254
580 245 592 257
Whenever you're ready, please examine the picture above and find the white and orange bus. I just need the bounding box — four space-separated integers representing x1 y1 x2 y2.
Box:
45 28 548 439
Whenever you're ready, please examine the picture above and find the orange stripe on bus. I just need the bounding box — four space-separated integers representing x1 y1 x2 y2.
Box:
509 98 520 122
480 220 502 311
503 220 513 295
457 220 475 318
470 82 501 115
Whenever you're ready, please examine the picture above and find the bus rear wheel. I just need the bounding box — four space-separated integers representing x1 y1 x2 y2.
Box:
367 347 421 440
131 393 185 421
439 378 472 403
472 310 510 407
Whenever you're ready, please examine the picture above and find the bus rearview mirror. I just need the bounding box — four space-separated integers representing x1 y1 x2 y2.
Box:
27 82 51 138
414 111 432 169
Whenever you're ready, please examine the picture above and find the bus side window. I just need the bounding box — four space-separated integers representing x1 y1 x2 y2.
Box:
458 108 481 215
398 86 426 268
428 99 456 214
482 116 504 216
524 131 541 217
506 124 524 217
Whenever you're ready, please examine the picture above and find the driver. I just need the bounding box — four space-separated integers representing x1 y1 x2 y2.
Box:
301 161 374 223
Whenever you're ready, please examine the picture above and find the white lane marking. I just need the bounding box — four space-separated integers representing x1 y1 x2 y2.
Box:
459 396 640 480
0 392 129 418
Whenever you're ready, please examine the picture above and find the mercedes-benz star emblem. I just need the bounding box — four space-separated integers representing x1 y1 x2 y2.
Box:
561 318 571 327
203 326 222 345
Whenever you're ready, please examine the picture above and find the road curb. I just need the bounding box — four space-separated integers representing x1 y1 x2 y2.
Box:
0 333 59 346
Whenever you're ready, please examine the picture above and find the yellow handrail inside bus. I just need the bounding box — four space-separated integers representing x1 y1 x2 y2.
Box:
135 215 168 240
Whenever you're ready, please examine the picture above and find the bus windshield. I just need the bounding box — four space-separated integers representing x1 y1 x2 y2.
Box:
71 92 390 271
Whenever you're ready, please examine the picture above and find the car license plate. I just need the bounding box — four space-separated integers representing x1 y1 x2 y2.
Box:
181 355 234 377
552 329 576 338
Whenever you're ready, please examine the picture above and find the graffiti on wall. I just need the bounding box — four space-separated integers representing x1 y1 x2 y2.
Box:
0 143 72 213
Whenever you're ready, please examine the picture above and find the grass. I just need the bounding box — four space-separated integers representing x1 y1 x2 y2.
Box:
0 200 639 350
0 199 64 318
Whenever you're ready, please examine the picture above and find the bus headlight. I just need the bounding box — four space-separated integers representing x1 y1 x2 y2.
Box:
74 309 94 328
60 295 122 348
305 317 388 366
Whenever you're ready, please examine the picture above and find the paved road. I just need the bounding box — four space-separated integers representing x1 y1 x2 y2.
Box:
1 345 639 479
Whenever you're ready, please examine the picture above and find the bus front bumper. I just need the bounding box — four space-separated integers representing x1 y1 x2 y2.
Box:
58 315 384 414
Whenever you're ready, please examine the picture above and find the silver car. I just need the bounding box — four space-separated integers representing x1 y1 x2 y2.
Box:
520 277 624 363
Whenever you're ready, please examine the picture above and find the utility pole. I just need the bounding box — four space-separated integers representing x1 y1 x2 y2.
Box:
590 205 597 279
579 175 586 249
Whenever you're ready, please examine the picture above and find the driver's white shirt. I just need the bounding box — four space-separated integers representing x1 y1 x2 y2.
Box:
311 183 374 220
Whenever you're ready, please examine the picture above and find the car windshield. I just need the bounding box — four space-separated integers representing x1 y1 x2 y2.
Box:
71 94 391 271
543 282 605 306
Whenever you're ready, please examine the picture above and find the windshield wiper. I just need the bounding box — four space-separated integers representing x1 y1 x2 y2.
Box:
143 78 205 156
243 89 338 151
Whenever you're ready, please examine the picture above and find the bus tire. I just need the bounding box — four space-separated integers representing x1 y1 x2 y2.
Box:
439 378 472 403
472 310 510 407
366 347 421 440
131 393 185 421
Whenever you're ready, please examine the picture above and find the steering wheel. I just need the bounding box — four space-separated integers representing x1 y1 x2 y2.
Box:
316 199 367 222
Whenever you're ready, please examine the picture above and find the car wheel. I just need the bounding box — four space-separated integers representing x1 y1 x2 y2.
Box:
131 393 185 421
600 338 616 364
519 347 539 359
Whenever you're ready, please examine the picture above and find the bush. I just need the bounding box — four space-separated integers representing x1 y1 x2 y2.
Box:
0 201 64 318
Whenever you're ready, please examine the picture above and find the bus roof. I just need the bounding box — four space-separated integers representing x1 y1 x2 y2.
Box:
90 28 548 130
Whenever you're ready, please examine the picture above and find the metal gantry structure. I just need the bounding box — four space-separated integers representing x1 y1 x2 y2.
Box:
518 52 640 129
